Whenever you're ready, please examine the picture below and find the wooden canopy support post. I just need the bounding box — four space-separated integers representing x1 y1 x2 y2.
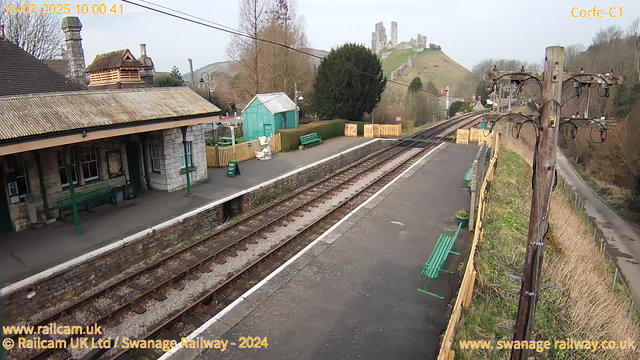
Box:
180 126 192 196
35 150 51 220
64 146 82 235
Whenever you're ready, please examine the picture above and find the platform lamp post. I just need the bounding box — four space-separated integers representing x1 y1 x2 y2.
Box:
64 146 82 235
180 126 192 196
199 72 211 103
294 83 303 128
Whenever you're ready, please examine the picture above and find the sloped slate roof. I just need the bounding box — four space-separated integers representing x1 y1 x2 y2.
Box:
86 49 143 72
0 38 84 96
0 87 221 141
42 59 69 77
242 92 297 114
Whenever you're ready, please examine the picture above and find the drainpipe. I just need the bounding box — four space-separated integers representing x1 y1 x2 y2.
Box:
34 151 51 220
180 126 192 196
140 134 152 190
64 146 82 235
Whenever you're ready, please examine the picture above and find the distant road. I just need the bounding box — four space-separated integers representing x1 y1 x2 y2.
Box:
557 150 640 303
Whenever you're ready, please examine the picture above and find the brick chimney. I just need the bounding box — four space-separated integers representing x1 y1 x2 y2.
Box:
138 43 155 86
61 17 86 86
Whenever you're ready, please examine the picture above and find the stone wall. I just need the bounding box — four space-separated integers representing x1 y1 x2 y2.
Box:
144 125 207 192
2 137 132 231
2 203 224 324
1 139 390 324
2 125 208 232
162 125 207 192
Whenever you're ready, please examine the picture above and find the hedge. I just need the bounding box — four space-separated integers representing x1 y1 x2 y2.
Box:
277 119 346 151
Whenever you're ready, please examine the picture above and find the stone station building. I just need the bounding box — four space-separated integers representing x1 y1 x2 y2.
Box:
0 88 220 233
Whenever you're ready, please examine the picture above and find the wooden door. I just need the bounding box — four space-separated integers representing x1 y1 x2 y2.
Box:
126 143 143 192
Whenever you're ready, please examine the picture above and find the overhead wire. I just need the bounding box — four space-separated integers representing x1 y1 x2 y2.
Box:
121 0 446 97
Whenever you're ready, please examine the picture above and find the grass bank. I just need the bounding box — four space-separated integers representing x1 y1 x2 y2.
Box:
453 149 639 360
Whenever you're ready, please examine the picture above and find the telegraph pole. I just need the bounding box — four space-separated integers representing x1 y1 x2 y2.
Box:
485 56 621 360
510 46 564 360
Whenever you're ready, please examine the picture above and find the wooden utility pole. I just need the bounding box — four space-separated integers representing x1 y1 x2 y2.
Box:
510 46 564 360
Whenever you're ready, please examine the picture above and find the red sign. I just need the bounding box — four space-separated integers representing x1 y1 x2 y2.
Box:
440 89 448 93
485 87 493 91
396 116 402 122
221 115 229 120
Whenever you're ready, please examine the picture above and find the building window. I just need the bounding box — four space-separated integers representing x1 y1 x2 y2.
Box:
150 145 162 173
179 141 193 169
80 145 100 181
57 150 78 187
15 162 29 200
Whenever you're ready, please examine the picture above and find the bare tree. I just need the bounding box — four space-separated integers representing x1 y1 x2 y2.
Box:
526 62 543 73
226 0 269 100
628 18 639 38
0 0 63 59
628 18 640 83
472 58 542 81
227 0 314 103
592 25 624 46
260 0 314 99
564 43 585 71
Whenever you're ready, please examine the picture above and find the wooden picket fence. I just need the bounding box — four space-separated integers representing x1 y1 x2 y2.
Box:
456 128 493 147
206 133 281 167
470 128 493 147
456 129 470 145
344 123 358 137
363 124 401 138
437 134 500 360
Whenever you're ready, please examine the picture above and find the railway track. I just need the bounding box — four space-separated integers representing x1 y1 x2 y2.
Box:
6 112 483 360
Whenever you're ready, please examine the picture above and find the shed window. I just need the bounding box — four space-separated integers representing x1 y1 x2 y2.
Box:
80 145 100 181
150 145 162 173
57 150 78 187
179 142 193 169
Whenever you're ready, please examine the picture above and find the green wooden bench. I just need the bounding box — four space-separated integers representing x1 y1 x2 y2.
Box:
57 185 115 220
418 223 463 299
218 137 233 147
463 166 473 191
299 132 322 148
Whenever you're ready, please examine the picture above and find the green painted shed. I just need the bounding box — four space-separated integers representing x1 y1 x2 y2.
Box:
242 92 299 141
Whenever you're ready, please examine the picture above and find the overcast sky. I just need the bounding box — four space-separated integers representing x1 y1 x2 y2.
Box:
57 0 639 73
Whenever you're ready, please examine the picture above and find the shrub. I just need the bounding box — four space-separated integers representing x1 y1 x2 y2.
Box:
277 119 346 151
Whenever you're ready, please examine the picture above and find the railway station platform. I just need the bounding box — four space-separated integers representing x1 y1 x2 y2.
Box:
0 137 371 287
170 143 480 360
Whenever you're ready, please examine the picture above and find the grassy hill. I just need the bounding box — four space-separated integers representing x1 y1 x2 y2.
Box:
381 49 472 97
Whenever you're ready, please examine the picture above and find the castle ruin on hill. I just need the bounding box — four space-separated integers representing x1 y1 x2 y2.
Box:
370 21 430 56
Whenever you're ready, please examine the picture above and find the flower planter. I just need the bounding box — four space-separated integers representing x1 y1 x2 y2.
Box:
456 214 469 228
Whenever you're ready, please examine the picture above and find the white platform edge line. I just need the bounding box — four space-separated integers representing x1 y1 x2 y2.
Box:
157 142 446 359
1 139 385 297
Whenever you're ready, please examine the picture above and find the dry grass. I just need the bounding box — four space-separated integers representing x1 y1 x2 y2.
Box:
545 193 639 359
453 142 640 359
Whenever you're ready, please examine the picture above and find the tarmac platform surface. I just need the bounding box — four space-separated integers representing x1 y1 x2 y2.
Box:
168 143 480 360
0 137 370 286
